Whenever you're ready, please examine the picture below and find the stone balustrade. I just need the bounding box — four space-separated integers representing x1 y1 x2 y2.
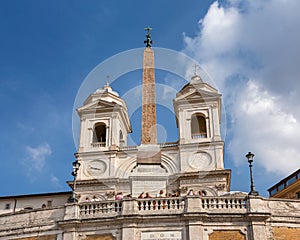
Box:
192 133 207 139
110 142 179 151
79 200 122 217
137 197 184 212
201 197 247 210
118 145 138 151
90 142 106 148
76 196 247 219
159 142 179 148
2 196 300 239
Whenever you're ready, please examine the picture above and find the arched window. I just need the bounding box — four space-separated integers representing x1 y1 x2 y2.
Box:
93 123 106 146
119 130 125 147
191 113 207 139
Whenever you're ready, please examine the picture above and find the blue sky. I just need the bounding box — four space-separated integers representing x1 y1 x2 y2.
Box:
1 0 300 197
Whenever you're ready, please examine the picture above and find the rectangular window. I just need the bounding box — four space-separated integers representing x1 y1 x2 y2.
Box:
296 191 300 199
270 189 277 196
286 176 297 186
47 200 52 207
277 183 285 191
5 203 10 210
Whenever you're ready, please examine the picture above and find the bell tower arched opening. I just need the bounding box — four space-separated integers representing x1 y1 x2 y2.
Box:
119 130 125 147
191 113 207 139
93 123 107 147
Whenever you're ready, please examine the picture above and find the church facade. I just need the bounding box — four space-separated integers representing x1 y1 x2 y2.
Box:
0 33 300 240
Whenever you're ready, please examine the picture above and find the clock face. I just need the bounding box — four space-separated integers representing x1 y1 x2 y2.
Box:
87 160 106 177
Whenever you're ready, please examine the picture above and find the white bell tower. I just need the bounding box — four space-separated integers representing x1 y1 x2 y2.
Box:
75 83 131 182
77 83 131 153
173 74 224 171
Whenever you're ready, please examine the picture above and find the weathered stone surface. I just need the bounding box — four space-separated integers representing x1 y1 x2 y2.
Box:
131 178 167 197
141 231 181 240
137 144 161 165
141 47 157 145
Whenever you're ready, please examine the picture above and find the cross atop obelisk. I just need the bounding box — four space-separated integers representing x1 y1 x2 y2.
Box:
141 27 157 145
144 27 153 47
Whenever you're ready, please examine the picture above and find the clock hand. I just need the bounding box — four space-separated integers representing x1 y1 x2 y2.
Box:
90 167 101 170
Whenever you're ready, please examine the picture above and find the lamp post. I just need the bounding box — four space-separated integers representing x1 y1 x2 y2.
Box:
246 152 259 196
69 156 81 203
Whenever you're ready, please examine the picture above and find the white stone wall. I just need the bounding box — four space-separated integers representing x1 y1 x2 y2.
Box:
0 193 70 215
1 194 300 239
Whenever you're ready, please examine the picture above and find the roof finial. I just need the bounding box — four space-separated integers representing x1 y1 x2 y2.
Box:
106 75 110 86
191 64 203 83
144 26 153 48
193 64 199 76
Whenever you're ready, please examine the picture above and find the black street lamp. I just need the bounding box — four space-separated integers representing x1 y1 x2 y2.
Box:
68 156 81 203
246 152 259 196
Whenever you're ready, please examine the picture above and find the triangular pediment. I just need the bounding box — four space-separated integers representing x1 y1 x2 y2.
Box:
175 83 221 103
180 82 218 94
77 99 120 114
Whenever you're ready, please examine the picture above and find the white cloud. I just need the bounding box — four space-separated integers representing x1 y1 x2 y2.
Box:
229 80 300 174
50 175 62 188
183 0 300 176
24 143 52 172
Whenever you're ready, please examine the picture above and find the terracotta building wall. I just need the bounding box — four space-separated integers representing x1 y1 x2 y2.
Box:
273 227 300 240
17 235 56 240
209 230 245 240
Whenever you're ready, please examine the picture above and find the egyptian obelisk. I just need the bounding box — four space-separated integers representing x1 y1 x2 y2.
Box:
141 27 157 144
137 27 161 164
